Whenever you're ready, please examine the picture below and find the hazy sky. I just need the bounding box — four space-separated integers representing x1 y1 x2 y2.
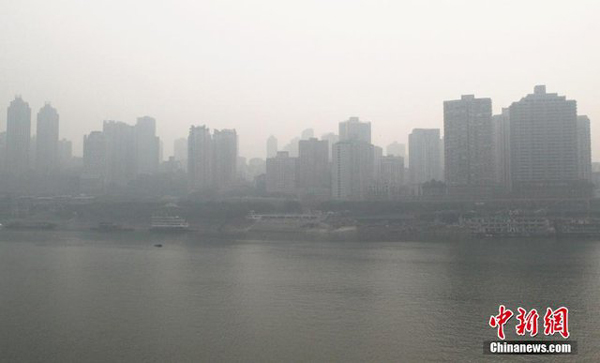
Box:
1 0 598 160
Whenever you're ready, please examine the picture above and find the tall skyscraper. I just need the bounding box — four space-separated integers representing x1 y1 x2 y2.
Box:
576 115 592 182
35 103 59 174
188 125 213 191
408 129 442 186
134 116 159 175
332 140 374 200
509 86 581 196
492 109 511 189
6 96 31 176
103 121 136 187
266 151 297 195
298 137 330 198
266 135 278 158
444 95 495 194
82 131 106 192
339 117 371 143
212 129 238 188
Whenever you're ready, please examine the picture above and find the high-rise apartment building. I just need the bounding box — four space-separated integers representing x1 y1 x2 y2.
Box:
331 140 374 200
6 96 31 176
576 115 592 182
509 86 581 196
212 129 238 187
188 126 238 192
408 129 442 186
188 125 213 191
492 109 511 189
266 151 297 195
444 95 495 195
134 116 159 175
339 117 371 143
103 121 136 187
297 137 330 198
386 142 406 158
370 155 405 199
267 135 278 158
320 133 339 161
36 103 59 174
82 131 106 192
0 132 6 173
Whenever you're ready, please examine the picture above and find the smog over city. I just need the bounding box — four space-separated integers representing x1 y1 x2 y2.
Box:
1 1 599 362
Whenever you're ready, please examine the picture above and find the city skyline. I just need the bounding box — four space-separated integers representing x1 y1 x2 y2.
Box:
3 3 600 362
2 85 596 164
1 0 599 160
0 84 594 201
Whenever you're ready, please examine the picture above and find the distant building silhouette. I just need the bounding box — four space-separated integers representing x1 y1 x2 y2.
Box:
576 115 592 182
509 86 584 196
82 131 106 192
6 96 31 176
212 129 238 188
266 151 297 195
386 142 406 158
0 132 6 173
370 155 405 199
332 118 374 200
320 133 339 161
135 116 159 175
373 145 383 181
444 95 495 196
188 125 213 191
301 128 314 140
58 139 73 169
266 135 278 158
247 158 266 181
298 137 330 198
36 103 59 175
408 129 442 188
339 116 371 143
492 109 511 189
103 121 136 187
237 156 248 181
187 125 238 193
173 137 188 171
282 136 300 157
332 140 374 200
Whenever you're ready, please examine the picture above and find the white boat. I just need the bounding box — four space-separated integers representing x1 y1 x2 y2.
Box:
150 215 190 232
